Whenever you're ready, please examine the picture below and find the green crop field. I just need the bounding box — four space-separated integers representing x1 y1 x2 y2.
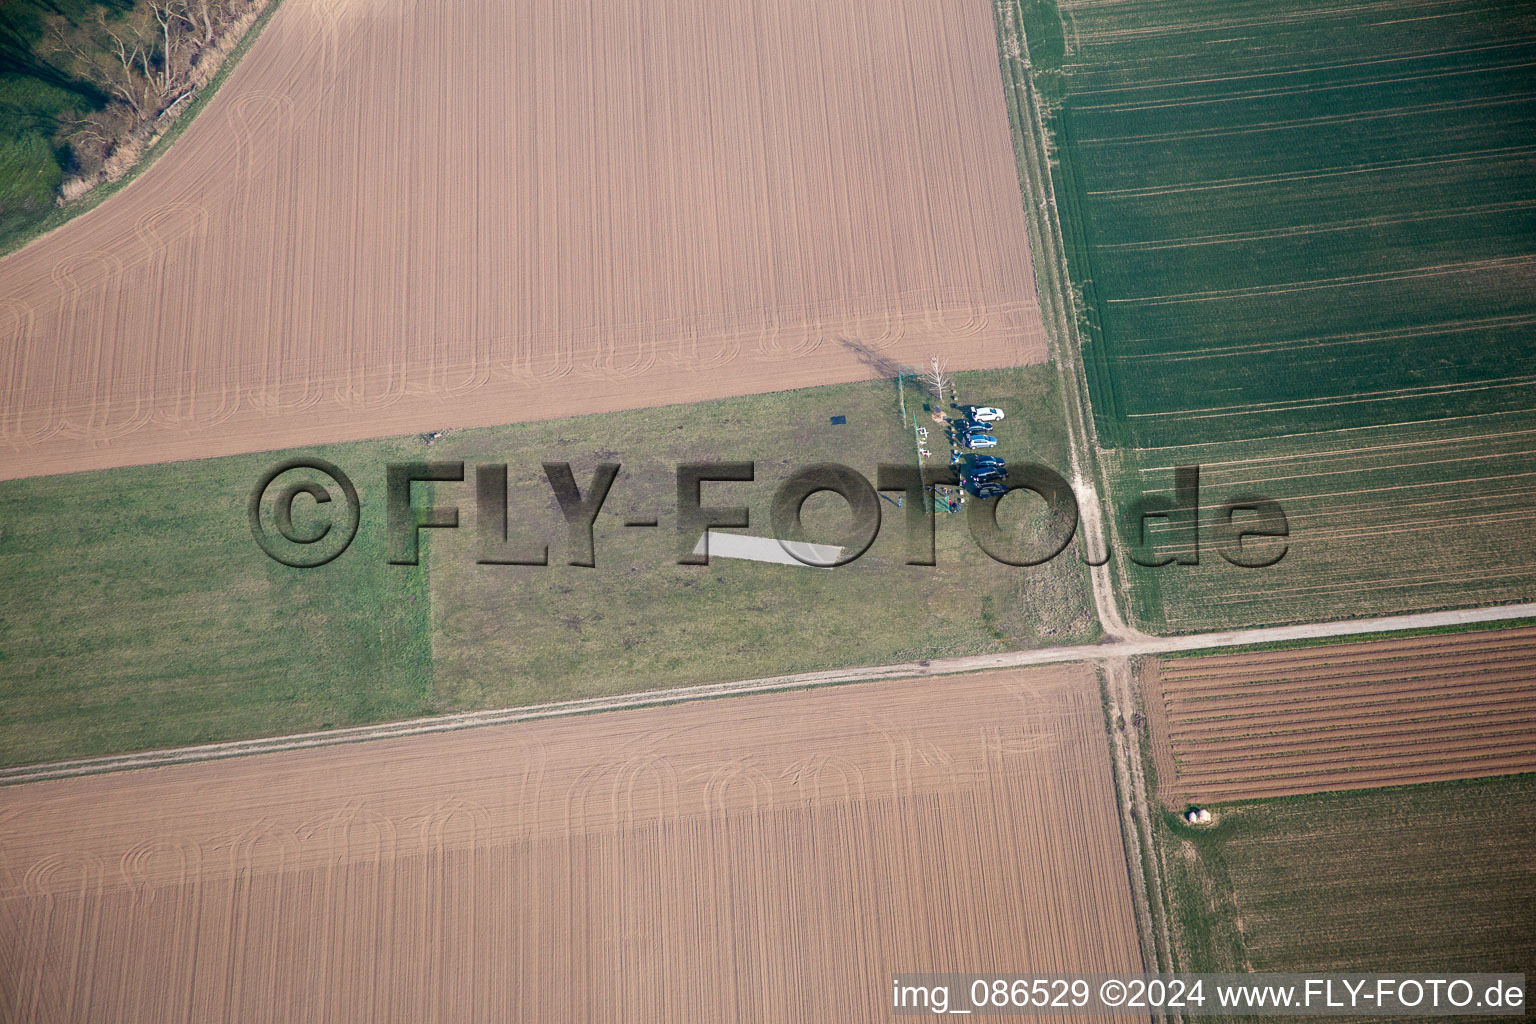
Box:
1045 0 1536 448
0 367 1097 767
1105 414 1536 631
996 0 1536 629
0 0 130 246
1155 775 1536 1016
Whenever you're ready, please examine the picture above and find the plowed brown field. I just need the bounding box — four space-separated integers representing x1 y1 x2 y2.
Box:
0 0 1044 481
1143 627 1536 804
0 666 1139 1022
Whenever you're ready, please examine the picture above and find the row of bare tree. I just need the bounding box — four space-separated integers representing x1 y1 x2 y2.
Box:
41 0 263 193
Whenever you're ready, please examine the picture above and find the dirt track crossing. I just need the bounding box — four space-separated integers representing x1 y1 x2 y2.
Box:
5 600 1532 786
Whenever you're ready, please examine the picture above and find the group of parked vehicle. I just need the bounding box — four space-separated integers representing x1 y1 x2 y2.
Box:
945 405 1009 498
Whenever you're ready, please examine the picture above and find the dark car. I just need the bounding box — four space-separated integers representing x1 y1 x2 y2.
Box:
965 455 1005 468
966 467 1006 485
953 417 994 433
949 423 994 440
963 477 1009 498
947 429 997 448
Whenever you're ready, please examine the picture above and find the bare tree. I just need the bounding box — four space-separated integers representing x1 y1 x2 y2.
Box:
187 0 219 44
41 0 265 200
146 0 194 100
47 11 157 125
924 355 951 404
46 0 204 127
55 110 114 150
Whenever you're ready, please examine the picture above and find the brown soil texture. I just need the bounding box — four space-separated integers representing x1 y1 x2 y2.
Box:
1143 626 1536 804
0 666 1139 1022
0 0 1044 481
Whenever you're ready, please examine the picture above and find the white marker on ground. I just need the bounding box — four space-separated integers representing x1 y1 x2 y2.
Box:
693 532 842 568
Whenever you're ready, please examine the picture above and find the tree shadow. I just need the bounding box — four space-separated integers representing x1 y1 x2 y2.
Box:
835 336 904 381
0 0 135 107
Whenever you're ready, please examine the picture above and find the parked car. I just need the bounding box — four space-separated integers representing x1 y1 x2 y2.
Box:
966 467 1006 485
965 454 1005 468
947 428 991 445
962 434 998 449
953 417 994 432
961 406 1005 422
964 479 1008 498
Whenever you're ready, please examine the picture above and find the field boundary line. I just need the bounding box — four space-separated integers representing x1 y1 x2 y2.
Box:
1102 657 1181 1023
992 0 1141 640
6 601 1534 785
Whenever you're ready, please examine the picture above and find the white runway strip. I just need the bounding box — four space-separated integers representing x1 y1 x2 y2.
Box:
693 532 843 567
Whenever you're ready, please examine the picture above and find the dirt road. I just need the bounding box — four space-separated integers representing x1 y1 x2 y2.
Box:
7 601 1530 785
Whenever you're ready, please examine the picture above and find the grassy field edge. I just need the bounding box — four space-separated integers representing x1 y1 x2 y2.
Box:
0 0 287 260
0 368 1097 767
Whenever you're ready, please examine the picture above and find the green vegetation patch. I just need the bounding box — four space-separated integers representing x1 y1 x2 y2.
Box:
0 0 280 254
994 0 1536 629
0 435 434 765
0 367 1098 766
1157 775 1536 1002
1102 414 1536 632
1036 0 1536 449
427 369 1096 709
0 0 118 240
